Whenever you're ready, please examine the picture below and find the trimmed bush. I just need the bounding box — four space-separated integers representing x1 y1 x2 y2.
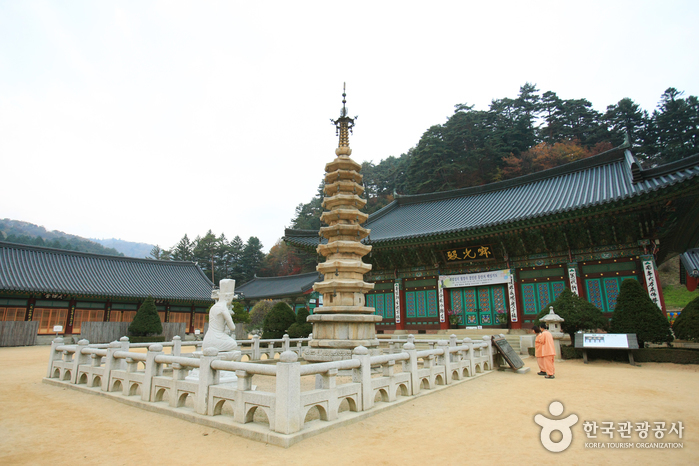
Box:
288 308 312 338
534 288 607 341
672 296 699 341
128 297 163 337
262 302 297 340
249 300 275 331
231 301 251 325
610 279 673 347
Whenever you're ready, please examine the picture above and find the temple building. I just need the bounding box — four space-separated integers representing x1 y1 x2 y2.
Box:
285 146 699 333
0 241 214 339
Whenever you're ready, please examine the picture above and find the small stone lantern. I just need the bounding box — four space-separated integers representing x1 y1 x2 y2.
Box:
540 306 564 359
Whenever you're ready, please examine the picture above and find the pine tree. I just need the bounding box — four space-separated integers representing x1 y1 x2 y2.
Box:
241 237 265 283
610 279 673 347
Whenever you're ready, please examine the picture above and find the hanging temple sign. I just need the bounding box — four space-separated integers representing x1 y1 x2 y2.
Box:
304 85 380 362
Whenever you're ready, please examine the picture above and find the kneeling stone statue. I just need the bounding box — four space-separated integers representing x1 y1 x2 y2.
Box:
202 279 238 352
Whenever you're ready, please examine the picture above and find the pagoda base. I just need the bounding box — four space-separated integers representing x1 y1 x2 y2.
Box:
303 346 382 362
304 313 382 362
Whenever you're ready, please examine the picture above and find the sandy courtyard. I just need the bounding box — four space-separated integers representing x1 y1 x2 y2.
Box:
1 345 697 465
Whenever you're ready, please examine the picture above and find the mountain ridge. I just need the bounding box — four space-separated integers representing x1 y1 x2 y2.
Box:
0 218 154 258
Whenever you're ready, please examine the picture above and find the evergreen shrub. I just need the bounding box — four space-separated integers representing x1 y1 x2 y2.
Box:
534 288 607 341
262 302 297 340
672 296 699 341
231 301 251 325
249 300 275 332
610 279 673 347
128 297 163 337
288 308 312 338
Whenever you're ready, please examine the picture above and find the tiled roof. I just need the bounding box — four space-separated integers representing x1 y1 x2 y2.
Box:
284 148 699 247
236 272 321 299
680 249 699 277
0 241 214 302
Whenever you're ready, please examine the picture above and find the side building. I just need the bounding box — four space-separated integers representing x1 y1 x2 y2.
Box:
285 146 699 333
235 272 322 314
0 241 214 339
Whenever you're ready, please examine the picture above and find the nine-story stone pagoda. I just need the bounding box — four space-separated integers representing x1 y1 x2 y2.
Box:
303 85 381 362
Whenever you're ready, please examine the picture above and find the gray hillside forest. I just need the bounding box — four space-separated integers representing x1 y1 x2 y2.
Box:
3 85 697 285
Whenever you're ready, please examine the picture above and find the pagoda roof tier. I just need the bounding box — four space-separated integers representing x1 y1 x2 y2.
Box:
0 241 213 302
325 156 362 173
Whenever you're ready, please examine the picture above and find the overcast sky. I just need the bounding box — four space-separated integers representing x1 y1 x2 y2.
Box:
1 1 698 253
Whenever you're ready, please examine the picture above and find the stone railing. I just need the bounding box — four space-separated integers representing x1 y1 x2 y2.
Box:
237 334 312 361
44 334 494 446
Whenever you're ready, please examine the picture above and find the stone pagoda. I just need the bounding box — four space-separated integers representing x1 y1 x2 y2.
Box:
304 85 381 362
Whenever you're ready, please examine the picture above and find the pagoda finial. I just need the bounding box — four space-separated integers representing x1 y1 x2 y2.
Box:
331 83 357 153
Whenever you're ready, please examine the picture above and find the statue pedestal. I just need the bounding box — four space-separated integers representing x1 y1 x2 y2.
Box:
185 350 246 387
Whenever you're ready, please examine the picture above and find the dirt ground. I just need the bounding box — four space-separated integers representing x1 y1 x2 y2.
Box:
1 345 697 466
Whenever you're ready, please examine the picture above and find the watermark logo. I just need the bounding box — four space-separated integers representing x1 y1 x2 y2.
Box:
534 401 579 452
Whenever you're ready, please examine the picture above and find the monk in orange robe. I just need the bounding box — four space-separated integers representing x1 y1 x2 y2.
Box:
533 324 555 379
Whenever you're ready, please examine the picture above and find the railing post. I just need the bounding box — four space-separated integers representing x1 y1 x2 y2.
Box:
268 342 275 359
483 336 494 369
403 341 419 395
46 337 64 378
322 368 340 420
464 337 474 377
282 334 290 352
118 336 130 371
274 351 302 434
172 335 182 356
438 340 452 384
351 346 372 411
196 347 219 415
142 344 163 402
252 335 261 360
71 339 90 384
101 340 121 391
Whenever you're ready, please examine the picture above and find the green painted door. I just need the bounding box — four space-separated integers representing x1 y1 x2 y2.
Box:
450 285 508 326
584 276 637 313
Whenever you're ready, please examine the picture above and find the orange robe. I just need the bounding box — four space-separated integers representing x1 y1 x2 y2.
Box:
535 330 556 375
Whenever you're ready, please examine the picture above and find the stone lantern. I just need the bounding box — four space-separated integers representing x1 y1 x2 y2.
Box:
540 306 564 359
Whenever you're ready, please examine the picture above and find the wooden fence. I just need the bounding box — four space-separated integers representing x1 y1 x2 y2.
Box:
80 322 187 344
0 321 40 347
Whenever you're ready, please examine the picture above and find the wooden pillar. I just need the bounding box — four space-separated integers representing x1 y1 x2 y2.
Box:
189 304 195 334
66 298 77 334
104 301 111 322
25 297 35 322
509 270 522 330
395 279 406 330
512 275 524 329
439 285 449 330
